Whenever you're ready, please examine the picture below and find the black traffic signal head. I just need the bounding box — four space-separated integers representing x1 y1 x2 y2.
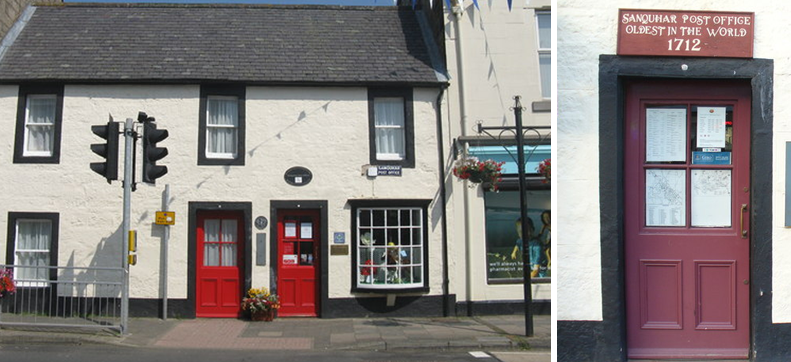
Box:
142 121 168 184
89 121 120 183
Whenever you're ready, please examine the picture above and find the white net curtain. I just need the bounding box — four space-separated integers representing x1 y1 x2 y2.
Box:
373 97 405 160
206 97 238 158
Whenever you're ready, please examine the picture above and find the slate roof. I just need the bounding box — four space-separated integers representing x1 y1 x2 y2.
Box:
0 4 445 85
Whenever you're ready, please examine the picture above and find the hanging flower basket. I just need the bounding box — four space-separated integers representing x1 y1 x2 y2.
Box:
537 158 550 183
0 268 16 299
452 157 505 191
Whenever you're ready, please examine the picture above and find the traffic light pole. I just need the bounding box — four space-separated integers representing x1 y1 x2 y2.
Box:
120 117 134 335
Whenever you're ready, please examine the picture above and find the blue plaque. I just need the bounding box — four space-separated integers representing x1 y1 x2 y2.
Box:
333 232 345 244
692 151 731 165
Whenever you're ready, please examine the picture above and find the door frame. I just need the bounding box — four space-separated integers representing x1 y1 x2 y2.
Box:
574 56 774 361
270 200 329 318
187 201 253 318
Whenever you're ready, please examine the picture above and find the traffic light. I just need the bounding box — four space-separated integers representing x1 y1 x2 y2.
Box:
90 121 120 183
141 117 169 184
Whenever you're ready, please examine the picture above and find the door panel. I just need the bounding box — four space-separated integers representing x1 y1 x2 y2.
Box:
277 210 320 317
196 211 244 318
624 80 750 359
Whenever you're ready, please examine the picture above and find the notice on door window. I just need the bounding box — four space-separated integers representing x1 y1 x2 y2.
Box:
646 108 687 162
301 222 313 239
691 169 732 227
285 222 297 238
283 254 298 265
646 169 686 227
696 107 727 149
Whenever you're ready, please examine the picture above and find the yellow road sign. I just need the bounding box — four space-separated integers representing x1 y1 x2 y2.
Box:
156 211 175 225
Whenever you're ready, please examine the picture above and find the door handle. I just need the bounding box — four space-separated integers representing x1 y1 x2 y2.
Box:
740 204 748 238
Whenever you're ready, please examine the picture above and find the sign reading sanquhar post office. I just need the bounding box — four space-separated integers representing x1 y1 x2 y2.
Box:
618 9 754 58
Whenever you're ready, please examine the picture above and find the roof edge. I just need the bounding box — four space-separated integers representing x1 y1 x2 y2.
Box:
43 2 400 11
415 10 449 84
0 79 447 87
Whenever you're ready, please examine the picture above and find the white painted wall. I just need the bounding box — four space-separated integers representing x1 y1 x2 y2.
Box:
558 0 791 322
444 0 551 304
0 84 446 301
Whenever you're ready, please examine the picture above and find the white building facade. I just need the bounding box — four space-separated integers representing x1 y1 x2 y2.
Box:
0 4 453 319
442 0 552 315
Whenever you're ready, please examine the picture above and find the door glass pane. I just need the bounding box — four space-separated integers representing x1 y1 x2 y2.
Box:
646 169 686 227
221 220 237 243
691 105 733 165
646 107 687 163
204 244 219 266
299 242 314 265
691 169 732 227
221 244 236 266
204 220 220 242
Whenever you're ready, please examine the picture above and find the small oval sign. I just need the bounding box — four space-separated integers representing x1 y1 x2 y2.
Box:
284 166 312 187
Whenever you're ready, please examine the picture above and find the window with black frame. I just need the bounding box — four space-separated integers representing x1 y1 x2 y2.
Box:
351 200 429 292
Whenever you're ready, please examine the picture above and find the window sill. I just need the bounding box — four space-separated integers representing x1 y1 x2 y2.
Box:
352 285 429 294
13 155 59 164
198 157 244 166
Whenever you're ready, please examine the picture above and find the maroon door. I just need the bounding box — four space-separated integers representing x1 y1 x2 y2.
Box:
624 80 751 359
277 210 320 317
196 211 244 318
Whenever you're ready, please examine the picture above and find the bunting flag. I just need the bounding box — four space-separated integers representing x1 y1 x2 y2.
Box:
432 0 513 12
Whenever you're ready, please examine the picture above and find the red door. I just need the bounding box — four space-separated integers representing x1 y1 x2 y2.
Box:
277 210 320 317
196 211 244 318
624 80 751 359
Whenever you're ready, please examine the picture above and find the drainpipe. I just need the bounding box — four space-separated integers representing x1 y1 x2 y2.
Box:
435 87 450 317
451 0 474 316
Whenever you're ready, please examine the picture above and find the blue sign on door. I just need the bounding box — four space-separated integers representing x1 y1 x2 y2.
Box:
692 152 731 165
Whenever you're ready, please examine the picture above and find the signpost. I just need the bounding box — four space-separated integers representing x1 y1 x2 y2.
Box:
618 9 754 58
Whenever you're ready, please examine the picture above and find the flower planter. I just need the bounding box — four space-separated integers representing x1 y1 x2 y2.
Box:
251 310 274 322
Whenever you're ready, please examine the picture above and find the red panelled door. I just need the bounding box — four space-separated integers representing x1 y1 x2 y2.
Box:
277 210 320 317
196 211 245 318
624 80 751 359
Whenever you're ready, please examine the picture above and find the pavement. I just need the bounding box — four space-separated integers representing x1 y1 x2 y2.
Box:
0 314 550 361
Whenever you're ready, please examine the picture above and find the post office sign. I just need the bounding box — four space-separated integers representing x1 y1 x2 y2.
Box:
617 9 754 58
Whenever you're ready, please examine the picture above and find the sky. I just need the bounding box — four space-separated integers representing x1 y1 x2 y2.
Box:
63 0 397 5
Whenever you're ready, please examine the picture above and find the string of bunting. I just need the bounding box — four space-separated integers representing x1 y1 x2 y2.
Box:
410 0 515 11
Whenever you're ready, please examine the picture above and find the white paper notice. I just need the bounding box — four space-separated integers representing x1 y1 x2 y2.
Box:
646 169 686 226
285 222 297 238
696 107 727 148
301 222 313 239
691 169 731 227
646 108 687 162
